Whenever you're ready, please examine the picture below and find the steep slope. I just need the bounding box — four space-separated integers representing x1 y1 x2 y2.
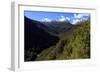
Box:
36 20 90 60
55 20 90 59
24 17 59 61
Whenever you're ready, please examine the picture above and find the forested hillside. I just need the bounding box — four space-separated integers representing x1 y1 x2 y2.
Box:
36 20 90 60
24 16 90 61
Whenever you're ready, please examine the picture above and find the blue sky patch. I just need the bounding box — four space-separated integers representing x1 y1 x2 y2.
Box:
24 11 90 24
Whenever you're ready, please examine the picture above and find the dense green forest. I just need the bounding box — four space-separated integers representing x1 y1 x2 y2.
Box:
25 16 90 61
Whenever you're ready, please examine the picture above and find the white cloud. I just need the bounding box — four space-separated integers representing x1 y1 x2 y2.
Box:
42 18 52 22
72 19 82 24
59 16 70 22
74 14 82 19
82 17 89 20
66 17 70 21
74 14 89 19
72 13 89 24
59 16 66 22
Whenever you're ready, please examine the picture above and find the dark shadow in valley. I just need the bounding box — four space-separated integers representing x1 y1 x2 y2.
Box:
24 16 59 61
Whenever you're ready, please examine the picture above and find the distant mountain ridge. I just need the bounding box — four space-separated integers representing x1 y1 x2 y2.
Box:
40 19 73 35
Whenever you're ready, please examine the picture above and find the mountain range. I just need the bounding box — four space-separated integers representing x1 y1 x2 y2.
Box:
24 16 90 61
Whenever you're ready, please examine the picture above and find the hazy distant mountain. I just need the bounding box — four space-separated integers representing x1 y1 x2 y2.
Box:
42 20 73 35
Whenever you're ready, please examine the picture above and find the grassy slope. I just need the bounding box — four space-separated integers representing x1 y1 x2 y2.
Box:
35 20 90 60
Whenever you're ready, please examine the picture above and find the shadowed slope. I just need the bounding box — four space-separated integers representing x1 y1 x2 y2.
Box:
24 17 59 61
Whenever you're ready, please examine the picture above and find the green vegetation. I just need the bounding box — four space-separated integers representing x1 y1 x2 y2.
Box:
35 20 90 60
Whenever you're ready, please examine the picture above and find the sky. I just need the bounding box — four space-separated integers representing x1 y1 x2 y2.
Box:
24 11 90 24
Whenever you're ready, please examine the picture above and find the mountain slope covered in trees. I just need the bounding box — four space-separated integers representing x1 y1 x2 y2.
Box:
24 16 90 61
36 20 90 60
